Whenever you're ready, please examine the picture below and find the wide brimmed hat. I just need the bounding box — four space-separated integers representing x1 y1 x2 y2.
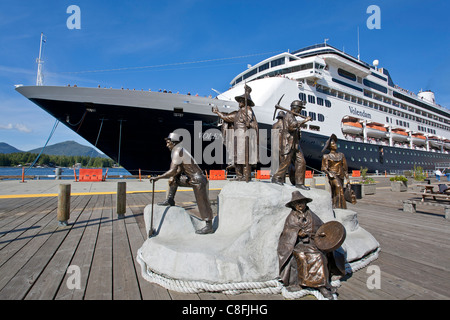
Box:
235 84 255 107
321 133 337 153
165 132 181 142
285 191 312 209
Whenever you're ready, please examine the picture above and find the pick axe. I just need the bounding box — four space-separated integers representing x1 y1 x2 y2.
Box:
148 178 156 237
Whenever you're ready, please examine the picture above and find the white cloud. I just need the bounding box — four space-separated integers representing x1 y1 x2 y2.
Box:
0 123 32 133
0 123 13 130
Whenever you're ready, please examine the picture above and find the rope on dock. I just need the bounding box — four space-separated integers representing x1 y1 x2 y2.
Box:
136 247 379 300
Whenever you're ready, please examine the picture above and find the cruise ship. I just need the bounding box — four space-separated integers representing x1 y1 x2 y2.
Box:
16 43 450 174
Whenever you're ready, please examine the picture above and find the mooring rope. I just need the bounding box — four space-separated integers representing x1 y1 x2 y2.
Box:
25 119 59 175
136 248 380 300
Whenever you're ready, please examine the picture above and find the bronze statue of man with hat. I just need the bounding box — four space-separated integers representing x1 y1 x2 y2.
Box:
271 100 311 189
212 84 259 182
277 191 346 298
149 132 214 234
321 133 350 209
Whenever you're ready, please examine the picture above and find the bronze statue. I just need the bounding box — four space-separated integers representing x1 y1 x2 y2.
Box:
149 132 214 234
277 191 346 298
271 100 311 189
212 84 259 182
321 134 350 209
272 111 285 166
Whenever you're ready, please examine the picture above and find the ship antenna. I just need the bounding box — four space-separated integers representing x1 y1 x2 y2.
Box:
36 32 46 86
357 26 360 61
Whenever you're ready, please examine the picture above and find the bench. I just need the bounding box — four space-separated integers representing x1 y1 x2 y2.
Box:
403 199 450 220
408 191 450 202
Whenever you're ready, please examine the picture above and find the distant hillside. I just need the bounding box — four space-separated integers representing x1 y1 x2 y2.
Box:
27 141 107 158
0 142 24 154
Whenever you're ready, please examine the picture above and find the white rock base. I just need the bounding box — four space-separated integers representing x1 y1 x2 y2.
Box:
136 181 380 299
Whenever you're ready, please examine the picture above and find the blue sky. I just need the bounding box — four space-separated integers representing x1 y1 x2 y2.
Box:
1 0 449 152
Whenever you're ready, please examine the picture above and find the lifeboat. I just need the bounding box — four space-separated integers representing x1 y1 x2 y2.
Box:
428 136 443 149
390 128 408 142
411 133 426 146
342 119 363 135
444 139 450 150
366 122 387 139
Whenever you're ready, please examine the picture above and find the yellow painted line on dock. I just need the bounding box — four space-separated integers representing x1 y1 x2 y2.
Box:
0 188 223 199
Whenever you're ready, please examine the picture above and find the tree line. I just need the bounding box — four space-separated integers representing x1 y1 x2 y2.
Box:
0 152 115 168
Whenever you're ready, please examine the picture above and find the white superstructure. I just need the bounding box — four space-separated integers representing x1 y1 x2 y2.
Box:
217 44 450 156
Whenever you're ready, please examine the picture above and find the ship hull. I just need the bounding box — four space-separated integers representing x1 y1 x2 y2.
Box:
22 95 450 174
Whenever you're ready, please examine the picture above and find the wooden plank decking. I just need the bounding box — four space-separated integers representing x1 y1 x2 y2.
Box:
0 179 449 301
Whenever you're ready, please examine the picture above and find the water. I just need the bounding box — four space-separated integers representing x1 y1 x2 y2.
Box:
0 167 131 180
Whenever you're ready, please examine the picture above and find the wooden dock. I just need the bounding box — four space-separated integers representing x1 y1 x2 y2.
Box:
0 178 449 301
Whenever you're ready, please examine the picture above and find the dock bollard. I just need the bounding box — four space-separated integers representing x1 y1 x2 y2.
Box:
57 184 71 226
117 182 126 218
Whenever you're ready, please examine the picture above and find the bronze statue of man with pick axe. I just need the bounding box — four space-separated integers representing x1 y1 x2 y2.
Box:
271 99 312 190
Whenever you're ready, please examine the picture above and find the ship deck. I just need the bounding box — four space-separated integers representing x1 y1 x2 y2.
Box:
0 177 449 303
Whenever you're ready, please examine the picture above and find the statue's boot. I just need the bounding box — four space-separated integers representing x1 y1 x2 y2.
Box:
230 165 245 181
157 186 176 206
195 220 214 234
319 286 334 299
271 177 284 185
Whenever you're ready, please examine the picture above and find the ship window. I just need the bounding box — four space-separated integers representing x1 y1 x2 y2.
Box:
301 110 307 117
318 114 325 122
308 95 315 104
363 79 388 93
338 68 356 81
315 63 325 70
299 92 306 102
308 112 316 121
173 108 184 117
325 100 331 108
243 68 257 80
299 63 313 70
317 97 324 106
332 78 363 92
371 72 387 81
258 62 269 72
271 57 285 68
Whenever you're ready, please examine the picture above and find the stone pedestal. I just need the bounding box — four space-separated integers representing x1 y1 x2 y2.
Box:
136 181 380 296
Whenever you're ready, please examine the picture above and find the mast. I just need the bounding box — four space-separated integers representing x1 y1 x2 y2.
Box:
357 27 360 61
36 33 45 86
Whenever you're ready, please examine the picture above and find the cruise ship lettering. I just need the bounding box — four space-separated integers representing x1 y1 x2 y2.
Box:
348 106 372 119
